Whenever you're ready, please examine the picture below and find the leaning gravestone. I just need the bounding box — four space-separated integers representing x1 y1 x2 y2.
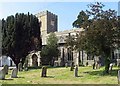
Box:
18 62 22 71
41 66 47 77
0 68 5 80
74 65 78 77
4 65 9 74
118 70 120 84
11 68 18 78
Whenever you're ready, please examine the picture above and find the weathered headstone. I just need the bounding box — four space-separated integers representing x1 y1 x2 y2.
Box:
65 63 68 68
18 62 22 71
95 61 98 69
23 63 28 71
23 58 28 71
0 68 5 80
74 65 78 77
11 68 18 78
41 66 47 77
3 65 9 74
54 61 58 67
118 70 120 84
97 62 101 69
70 62 74 71
118 63 120 67
109 63 113 73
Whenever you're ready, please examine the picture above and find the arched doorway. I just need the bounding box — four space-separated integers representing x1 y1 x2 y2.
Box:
32 54 38 67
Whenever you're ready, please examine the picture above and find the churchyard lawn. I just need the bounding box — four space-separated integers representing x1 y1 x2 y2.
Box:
0 66 119 84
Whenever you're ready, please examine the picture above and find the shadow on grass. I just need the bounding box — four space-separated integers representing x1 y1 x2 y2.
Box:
18 76 25 78
42 66 65 69
28 66 42 70
3 78 13 80
41 76 54 78
76 75 83 77
11 76 25 79
86 69 118 76
28 66 65 70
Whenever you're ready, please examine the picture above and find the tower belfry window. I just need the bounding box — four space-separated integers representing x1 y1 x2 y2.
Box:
51 20 55 26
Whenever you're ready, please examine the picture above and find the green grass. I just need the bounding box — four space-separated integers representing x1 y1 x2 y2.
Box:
0 66 119 84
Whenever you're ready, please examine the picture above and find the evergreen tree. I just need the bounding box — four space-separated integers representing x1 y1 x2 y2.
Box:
2 13 42 67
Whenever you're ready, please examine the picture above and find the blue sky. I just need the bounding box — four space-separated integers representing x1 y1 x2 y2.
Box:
0 2 119 31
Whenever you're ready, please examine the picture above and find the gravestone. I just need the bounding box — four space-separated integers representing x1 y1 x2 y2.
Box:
4 65 9 74
18 62 22 71
58 58 61 66
109 63 113 73
23 58 28 71
118 70 120 84
65 63 68 68
70 62 74 71
74 65 78 77
0 68 5 80
23 63 28 71
11 68 18 78
41 66 47 77
97 62 101 69
95 61 98 69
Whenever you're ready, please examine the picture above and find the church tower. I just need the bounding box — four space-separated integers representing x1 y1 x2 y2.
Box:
36 10 58 45
118 1 120 16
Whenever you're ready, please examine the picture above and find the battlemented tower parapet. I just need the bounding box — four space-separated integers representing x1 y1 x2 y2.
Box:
36 10 58 45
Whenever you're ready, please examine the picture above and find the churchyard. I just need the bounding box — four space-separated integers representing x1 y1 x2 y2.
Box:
0 66 119 84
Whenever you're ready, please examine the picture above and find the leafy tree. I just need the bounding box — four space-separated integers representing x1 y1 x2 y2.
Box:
41 32 60 66
72 2 119 73
2 13 42 67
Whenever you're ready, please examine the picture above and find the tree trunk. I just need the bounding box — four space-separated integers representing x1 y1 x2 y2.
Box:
104 57 110 74
11 57 20 69
104 47 111 74
51 57 54 66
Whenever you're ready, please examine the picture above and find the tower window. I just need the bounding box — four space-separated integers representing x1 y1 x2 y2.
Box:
51 20 55 26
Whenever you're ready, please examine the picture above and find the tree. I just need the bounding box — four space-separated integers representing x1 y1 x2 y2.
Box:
65 33 76 50
72 2 119 73
41 32 60 66
2 13 42 67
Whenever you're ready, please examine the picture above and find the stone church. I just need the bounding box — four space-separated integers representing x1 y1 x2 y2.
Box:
27 10 120 67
